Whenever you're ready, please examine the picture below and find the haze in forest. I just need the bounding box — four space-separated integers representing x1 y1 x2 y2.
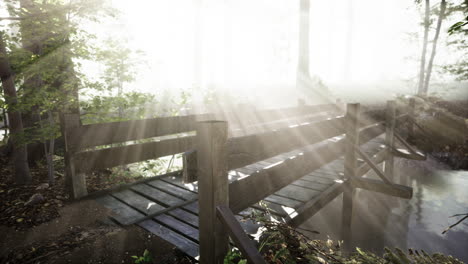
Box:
76 0 468 106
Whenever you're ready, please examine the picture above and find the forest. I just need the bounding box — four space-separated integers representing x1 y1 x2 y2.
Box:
0 0 467 263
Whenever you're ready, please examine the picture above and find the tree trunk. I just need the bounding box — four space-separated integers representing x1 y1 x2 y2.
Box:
422 0 447 95
0 32 32 184
296 0 311 95
417 0 430 95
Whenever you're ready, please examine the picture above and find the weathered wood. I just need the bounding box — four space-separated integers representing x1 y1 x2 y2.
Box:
356 147 388 177
197 121 229 264
264 194 304 209
385 101 396 181
393 133 427 160
183 150 198 183
74 136 195 174
227 117 344 170
61 113 88 199
353 178 413 199
96 195 145 225
275 184 321 202
288 182 346 227
155 214 200 241
70 114 208 150
131 184 185 207
342 103 360 243
112 189 166 215
147 180 198 200
355 146 392 185
138 219 199 258
216 205 267 264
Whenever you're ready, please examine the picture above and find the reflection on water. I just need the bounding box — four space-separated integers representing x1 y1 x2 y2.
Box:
299 157 468 262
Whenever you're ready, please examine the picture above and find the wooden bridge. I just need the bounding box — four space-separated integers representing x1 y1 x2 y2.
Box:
60 99 425 263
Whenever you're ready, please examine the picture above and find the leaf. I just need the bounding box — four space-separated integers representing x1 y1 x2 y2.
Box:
16 218 24 222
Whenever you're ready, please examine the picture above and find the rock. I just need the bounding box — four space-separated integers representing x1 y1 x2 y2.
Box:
25 193 45 206
36 183 49 190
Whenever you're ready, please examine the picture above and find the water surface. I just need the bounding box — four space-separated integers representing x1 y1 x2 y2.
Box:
299 157 468 262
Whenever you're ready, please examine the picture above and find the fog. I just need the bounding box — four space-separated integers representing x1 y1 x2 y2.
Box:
80 0 468 105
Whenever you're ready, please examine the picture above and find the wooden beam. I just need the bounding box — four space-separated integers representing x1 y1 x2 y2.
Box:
392 148 426 161
288 182 346 227
197 121 229 264
355 146 392 185
74 136 195 174
356 147 388 177
183 150 198 183
394 133 427 160
342 103 360 244
227 117 344 170
385 101 396 181
216 205 267 264
60 113 88 199
70 114 209 150
353 178 413 199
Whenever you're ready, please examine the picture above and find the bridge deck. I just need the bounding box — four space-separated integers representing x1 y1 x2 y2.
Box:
96 138 386 258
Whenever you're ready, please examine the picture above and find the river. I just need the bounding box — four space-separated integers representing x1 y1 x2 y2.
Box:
299 157 468 262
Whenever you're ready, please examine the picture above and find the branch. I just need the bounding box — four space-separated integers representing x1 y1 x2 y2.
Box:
442 213 468 234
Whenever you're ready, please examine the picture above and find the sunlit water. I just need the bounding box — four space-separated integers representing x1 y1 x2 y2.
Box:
299 157 468 262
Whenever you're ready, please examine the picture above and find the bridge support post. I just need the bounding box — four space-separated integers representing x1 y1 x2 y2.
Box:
197 120 229 264
408 98 415 138
341 103 360 247
59 113 88 199
385 101 396 181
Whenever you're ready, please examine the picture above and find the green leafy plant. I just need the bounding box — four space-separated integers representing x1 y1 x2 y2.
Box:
131 249 153 264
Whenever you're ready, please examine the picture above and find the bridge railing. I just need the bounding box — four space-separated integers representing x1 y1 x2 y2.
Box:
60 103 338 199
197 99 419 264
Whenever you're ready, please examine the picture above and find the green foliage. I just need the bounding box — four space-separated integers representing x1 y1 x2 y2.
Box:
131 249 153 264
224 206 465 264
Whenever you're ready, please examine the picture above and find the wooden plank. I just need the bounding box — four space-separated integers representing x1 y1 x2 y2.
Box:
131 184 185 207
264 194 304 209
162 176 199 192
138 219 199 258
70 114 209 150
96 195 145 225
392 148 426 161
168 208 199 227
147 180 198 200
216 205 267 264
301 174 337 184
275 185 321 202
155 214 199 241
227 117 344 170
183 202 199 214
292 179 333 191
111 189 166 215
74 136 195 173
197 121 229 264
353 178 413 199
288 182 346 227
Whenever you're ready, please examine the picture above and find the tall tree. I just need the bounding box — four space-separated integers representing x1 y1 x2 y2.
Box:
296 0 311 95
422 0 447 95
417 0 430 95
0 31 31 184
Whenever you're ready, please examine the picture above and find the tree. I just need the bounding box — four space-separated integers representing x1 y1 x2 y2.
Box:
422 0 447 95
417 0 430 95
0 31 31 184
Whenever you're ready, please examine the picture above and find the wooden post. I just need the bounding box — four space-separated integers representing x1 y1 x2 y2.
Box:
197 120 229 264
341 103 360 246
60 113 88 199
182 150 198 183
408 98 415 138
384 101 396 182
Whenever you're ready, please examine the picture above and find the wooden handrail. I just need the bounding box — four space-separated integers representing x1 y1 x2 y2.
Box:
354 146 392 185
216 205 267 264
